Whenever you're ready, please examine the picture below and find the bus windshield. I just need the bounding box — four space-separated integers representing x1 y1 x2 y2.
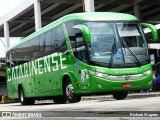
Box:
84 22 149 68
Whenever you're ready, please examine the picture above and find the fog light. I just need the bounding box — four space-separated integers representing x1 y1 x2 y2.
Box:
148 80 152 85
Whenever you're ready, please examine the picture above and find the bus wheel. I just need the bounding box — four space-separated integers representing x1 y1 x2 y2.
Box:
112 91 128 100
65 79 81 103
53 96 66 104
19 87 35 105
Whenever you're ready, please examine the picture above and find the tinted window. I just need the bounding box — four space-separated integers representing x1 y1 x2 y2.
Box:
11 48 17 66
6 50 14 68
65 21 88 62
30 37 40 59
6 51 10 67
52 29 56 51
7 25 67 67
39 34 46 57
45 30 53 55
22 41 30 62
52 25 67 53
75 33 87 62
65 21 82 49
15 45 23 65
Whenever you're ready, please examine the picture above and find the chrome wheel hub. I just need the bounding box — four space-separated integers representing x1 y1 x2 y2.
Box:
66 83 73 99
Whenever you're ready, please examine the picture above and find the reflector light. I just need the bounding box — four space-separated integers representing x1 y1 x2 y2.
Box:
122 83 132 88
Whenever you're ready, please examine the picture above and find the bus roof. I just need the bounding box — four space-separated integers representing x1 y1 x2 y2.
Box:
7 12 138 52
64 12 138 21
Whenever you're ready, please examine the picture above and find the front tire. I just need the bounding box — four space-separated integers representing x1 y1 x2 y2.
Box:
113 91 128 100
65 79 81 103
19 87 35 105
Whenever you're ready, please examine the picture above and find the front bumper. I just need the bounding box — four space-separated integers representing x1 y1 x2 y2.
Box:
89 73 153 93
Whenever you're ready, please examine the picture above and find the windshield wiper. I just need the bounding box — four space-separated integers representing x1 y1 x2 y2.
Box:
121 37 141 67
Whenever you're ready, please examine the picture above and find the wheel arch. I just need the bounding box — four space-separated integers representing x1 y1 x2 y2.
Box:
62 72 79 94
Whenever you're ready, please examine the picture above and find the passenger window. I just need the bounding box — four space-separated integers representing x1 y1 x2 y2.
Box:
7 50 14 68
23 41 30 62
11 49 15 67
45 30 52 55
18 44 26 65
65 20 82 49
65 21 88 62
6 51 10 68
52 25 67 53
75 33 87 62
15 46 22 65
30 37 40 59
39 34 46 57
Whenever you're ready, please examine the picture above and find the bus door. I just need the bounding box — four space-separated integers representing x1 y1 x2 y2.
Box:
73 33 91 91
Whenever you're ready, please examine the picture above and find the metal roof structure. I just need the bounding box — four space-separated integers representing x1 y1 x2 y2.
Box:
0 0 160 49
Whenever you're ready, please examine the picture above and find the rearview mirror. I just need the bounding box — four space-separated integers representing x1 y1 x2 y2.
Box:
73 24 91 43
141 23 158 41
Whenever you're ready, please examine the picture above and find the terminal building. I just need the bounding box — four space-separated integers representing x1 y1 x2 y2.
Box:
0 0 160 96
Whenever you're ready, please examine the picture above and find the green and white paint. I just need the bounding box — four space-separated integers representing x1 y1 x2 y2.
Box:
7 53 67 81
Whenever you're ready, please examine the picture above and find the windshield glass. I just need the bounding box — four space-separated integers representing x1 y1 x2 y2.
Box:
84 22 118 63
84 22 149 68
116 22 149 64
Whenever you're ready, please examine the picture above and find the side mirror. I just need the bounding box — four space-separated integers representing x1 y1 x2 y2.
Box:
73 24 91 43
141 23 158 41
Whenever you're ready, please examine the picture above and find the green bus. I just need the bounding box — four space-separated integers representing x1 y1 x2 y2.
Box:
6 12 158 105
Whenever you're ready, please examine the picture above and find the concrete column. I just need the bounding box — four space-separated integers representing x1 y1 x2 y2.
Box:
84 0 95 12
34 0 42 31
134 4 141 20
4 22 10 50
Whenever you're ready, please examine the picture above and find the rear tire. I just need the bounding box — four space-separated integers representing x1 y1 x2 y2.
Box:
65 79 81 103
113 91 128 100
19 87 35 105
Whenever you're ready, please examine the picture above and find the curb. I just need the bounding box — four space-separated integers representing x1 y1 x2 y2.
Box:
0 96 17 104
81 92 160 101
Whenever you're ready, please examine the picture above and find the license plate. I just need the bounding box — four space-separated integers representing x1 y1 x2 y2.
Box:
122 83 132 88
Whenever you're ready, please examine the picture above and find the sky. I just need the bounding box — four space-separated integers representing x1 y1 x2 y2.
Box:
0 0 24 57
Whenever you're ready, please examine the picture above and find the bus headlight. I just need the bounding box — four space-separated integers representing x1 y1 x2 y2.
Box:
89 70 97 76
143 70 151 75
